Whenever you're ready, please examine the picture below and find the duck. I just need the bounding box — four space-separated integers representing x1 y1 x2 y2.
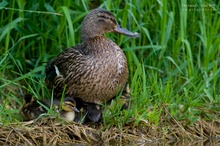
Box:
107 83 132 110
45 8 139 122
19 94 50 121
19 95 79 122
58 97 79 122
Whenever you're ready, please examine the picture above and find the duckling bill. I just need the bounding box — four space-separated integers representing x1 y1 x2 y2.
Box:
45 8 139 122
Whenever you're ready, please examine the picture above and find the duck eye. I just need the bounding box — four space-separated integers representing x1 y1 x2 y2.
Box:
98 19 105 23
98 14 109 19
98 14 116 23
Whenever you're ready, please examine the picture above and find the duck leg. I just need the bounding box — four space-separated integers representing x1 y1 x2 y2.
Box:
82 83 131 123
82 83 130 123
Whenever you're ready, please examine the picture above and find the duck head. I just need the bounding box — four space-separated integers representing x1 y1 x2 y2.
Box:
61 97 79 113
81 8 139 41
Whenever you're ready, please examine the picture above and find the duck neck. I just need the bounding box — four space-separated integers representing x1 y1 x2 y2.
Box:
80 26 105 43
83 36 113 54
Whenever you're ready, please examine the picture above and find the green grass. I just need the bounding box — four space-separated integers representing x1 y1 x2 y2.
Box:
0 0 220 127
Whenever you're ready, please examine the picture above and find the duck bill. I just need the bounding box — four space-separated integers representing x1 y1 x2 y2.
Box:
73 107 80 113
114 24 139 38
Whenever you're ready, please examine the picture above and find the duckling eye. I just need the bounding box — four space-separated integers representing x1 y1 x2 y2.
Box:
24 108 28 113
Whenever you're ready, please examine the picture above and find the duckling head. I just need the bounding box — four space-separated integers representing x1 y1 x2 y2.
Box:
60 97 79 122
81 8 139 41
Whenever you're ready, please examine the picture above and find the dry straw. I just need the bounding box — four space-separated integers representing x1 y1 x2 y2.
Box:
0 119 220 145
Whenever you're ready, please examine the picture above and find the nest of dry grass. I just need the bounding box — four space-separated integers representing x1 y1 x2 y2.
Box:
1 118 220 145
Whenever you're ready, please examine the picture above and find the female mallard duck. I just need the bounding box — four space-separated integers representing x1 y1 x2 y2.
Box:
45 8 139 122
19 95 79 122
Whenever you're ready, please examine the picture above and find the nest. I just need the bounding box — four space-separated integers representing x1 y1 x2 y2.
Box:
1 119 220 145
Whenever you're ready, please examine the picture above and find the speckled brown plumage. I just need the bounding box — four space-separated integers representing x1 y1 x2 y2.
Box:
46 40 128 103
45 8 139 122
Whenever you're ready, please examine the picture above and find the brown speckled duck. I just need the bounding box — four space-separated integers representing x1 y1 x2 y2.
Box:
45 8 139 122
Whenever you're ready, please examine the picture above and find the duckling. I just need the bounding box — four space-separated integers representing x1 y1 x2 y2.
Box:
45 8 139 122
108 83 132 110
58 97 79 122
20 95 79 122
119 83 132 110
19 94 50 121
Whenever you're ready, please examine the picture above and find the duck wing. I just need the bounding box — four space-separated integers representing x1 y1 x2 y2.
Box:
45 44 85 98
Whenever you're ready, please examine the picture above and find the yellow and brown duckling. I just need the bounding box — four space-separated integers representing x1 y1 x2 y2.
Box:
19 95 79 122
58 97 79 122
107 83 132 110
45 8 139 122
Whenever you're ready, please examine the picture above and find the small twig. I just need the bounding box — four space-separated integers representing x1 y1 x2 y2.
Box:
12 127 33 145
6 129 13 143
21 120 35 126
